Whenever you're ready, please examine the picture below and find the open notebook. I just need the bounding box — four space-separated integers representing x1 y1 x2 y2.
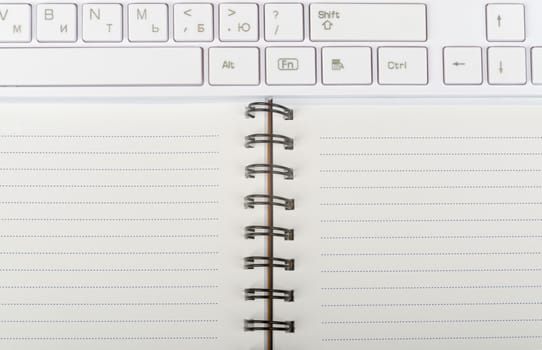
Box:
0 101 540 350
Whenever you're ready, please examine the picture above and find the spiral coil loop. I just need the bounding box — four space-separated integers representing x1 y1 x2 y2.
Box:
246 101 294 120
244 225 294 241
244 194 295 210
245 164 294 180
245 133 294 150
244 320 295 333
245 288 295 302
244 256 295 271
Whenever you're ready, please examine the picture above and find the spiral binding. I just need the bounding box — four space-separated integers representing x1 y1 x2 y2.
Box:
243 99 296 347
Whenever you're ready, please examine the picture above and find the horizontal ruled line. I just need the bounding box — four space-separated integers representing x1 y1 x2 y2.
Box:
320 185 542 190
321 301 542 308
321 202 542 206
321 318 542 324
0 285 218 289
320 152 542 156
321 169 542 173
0 151 219 155
320 268 541 273
0 268 219 272
322 218 542 223
320 136 542 140
321 252 540 257
0 336 218 341
0 302 218 307
321 335 542 342
0 251 218 255
0 201 218 205
0 234 219 238
0 218 218 222
0 168 219 172
0 135 220 139
322 285 542 291
320 234 542 240
0 184 220 188
0 319 218 324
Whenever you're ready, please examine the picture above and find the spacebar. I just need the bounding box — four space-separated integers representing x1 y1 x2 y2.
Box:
0 47 203 87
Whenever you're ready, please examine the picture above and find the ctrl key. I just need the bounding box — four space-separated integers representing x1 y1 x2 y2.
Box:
378 47 428 85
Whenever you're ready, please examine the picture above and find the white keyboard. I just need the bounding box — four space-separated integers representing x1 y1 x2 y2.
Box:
1 0 542 98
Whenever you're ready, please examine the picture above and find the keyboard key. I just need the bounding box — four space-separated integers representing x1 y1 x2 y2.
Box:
174 3 213 42
486 4 525 42
209 47 260 85
128 3 168 42
443 47 483 85
310 3 426 42
378 47 428 85
0 48 202 86
36 4 77 42
82 4 123 42
264 3 304 42
531 48 542 85
322 47 372 85
219 3 258 42
0 4 31 43
488 47 526 85
266 47 316 85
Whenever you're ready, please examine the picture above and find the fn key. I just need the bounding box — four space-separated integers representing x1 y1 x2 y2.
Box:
266 47 316 85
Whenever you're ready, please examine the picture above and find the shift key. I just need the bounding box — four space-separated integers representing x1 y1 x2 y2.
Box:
310 3 427 42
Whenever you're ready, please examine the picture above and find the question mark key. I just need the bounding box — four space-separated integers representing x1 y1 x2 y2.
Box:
264 3 304 41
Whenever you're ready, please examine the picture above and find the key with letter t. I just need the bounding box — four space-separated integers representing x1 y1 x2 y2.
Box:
82 4 123 42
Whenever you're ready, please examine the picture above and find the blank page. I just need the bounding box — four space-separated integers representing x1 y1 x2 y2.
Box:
276 104 542 350
0 103 261 350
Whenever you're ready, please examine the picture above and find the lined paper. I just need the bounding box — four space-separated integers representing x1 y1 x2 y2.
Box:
0 104 260 350
276 105 542 350
4 103 540 350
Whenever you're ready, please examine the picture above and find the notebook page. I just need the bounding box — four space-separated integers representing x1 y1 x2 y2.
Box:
0 103 262 350
275 104 542 350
